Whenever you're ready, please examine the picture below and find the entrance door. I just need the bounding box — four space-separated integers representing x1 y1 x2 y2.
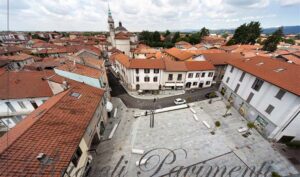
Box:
199 82 204 88
278 136 295 143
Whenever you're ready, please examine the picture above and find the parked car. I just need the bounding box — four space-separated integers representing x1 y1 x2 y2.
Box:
174 98 186 105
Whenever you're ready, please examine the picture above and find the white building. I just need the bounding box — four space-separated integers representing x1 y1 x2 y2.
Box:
0 71 54 129
106 7 137 56
219 56 300 142
111 53 215 93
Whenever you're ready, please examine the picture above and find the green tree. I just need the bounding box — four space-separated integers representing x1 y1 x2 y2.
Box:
222 33 229 39
164 30 171 37
247 122 255 133
295 34 300 40
263 27 284 52
153 31 161 42
200 27 210 38
172 32 180 43
283 38 295 45
227 21 261 45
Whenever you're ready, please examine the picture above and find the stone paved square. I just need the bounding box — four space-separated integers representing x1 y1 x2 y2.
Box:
89 98 298 177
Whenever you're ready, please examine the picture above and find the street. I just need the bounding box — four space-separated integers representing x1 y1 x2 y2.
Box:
107 69 218 109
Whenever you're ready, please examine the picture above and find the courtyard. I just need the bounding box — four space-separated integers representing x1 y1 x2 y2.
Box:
88 97 298 177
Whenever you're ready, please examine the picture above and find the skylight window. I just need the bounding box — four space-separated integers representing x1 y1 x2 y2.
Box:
274 68 286 72
256 62 264 66
70 92 81 99
244 58 251 62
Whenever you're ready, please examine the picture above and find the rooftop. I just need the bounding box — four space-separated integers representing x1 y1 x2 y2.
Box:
0 82 105 176
227 56 300 96
55 61 104 79
203 53 243 65
0 71 54 99
164 47 194 61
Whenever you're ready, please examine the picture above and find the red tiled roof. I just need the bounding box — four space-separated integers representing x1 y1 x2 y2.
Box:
163 57 187 71
113 53 131 68
187 49 225 55
115 32 130 40
129 59 165 69
164 47 194 61
0 53 34 61
227 56 300 96
0 71 54 99
203 53 243 65
185 61 215 71
0 82 105 176
55 62 104 79
280 55 300 65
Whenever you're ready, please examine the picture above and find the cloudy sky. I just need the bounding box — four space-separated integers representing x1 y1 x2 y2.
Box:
0 0 299 31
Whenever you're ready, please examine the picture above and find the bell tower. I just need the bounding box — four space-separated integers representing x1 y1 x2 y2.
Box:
107 3 115 47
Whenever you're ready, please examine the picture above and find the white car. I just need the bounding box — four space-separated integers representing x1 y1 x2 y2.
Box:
174 98 186 105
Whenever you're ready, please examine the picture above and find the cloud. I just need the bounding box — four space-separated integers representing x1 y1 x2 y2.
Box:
279 0 300 6
0 0 298 31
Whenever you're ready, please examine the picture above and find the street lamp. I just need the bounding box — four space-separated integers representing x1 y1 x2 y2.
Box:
150 98 157 128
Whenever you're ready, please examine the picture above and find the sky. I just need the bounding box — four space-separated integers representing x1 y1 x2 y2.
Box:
0 0 299 32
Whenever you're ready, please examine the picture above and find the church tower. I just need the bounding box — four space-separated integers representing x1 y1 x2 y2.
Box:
107 4 115 47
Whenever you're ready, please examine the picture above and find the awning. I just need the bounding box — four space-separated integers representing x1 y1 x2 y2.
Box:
165 83 176 87
106 101 113 112
176 83 184 86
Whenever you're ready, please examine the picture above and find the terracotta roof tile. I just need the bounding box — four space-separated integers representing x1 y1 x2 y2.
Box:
227 56 300 96
164 47 194 61
0 82 105 176
129 59 165 69
0 53 34 61
203 53 243 65
55 62 104 79
0 71 54 99
185 61 215 71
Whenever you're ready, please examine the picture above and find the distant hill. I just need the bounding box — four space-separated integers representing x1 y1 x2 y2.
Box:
180 26 300 35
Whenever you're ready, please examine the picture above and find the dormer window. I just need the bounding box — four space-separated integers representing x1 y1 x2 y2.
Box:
256 62 264 66
274 68 285 72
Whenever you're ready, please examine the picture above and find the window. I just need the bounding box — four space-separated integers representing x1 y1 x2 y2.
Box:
239 72 246 82
144 77 150 82
234 84 240 93
252 78 264 91
70 92 81 99
226 77 230 83
193 82 198 86
71 147 82 167
196 73 200 78
30 101 38 109
177 74 182 81
246 92 254 103
144 69 150 73
275 89 286 100
201 73 205 77
136 76 139 82
168 74 173 81
135 69 139 74
265 105 274 114
206 81 211 85
5 102 16 112
18 101 26 109
208 72 213 77
153 76 158 82
230 66 234 73
154 69 159 73
188 73 193 78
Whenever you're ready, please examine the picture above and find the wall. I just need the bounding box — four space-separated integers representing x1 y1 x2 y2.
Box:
161 71 186 89
185 71 214 89
131 68 163 91
115 39 130 56
221 64 300 140
0 97 48 128
54 68 103 88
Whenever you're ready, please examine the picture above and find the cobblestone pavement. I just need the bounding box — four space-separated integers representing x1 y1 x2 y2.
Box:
88 98 299 177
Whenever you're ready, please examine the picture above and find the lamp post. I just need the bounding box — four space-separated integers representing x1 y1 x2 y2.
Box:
150 98 157 128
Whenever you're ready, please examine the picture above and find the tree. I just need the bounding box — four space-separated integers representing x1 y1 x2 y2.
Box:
172 32 180 43
227 21 261 45
263 27 284 52
283 38 295 45
153 31 161 42
223 104 232 117
215 121 221 128
200 27 210 38
222 33 229 39
164 30 171 37
271 172 281 177
247 122 255 133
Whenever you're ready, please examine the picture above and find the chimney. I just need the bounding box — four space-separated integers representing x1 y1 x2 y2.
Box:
119 21 122 27
62 80 69 90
